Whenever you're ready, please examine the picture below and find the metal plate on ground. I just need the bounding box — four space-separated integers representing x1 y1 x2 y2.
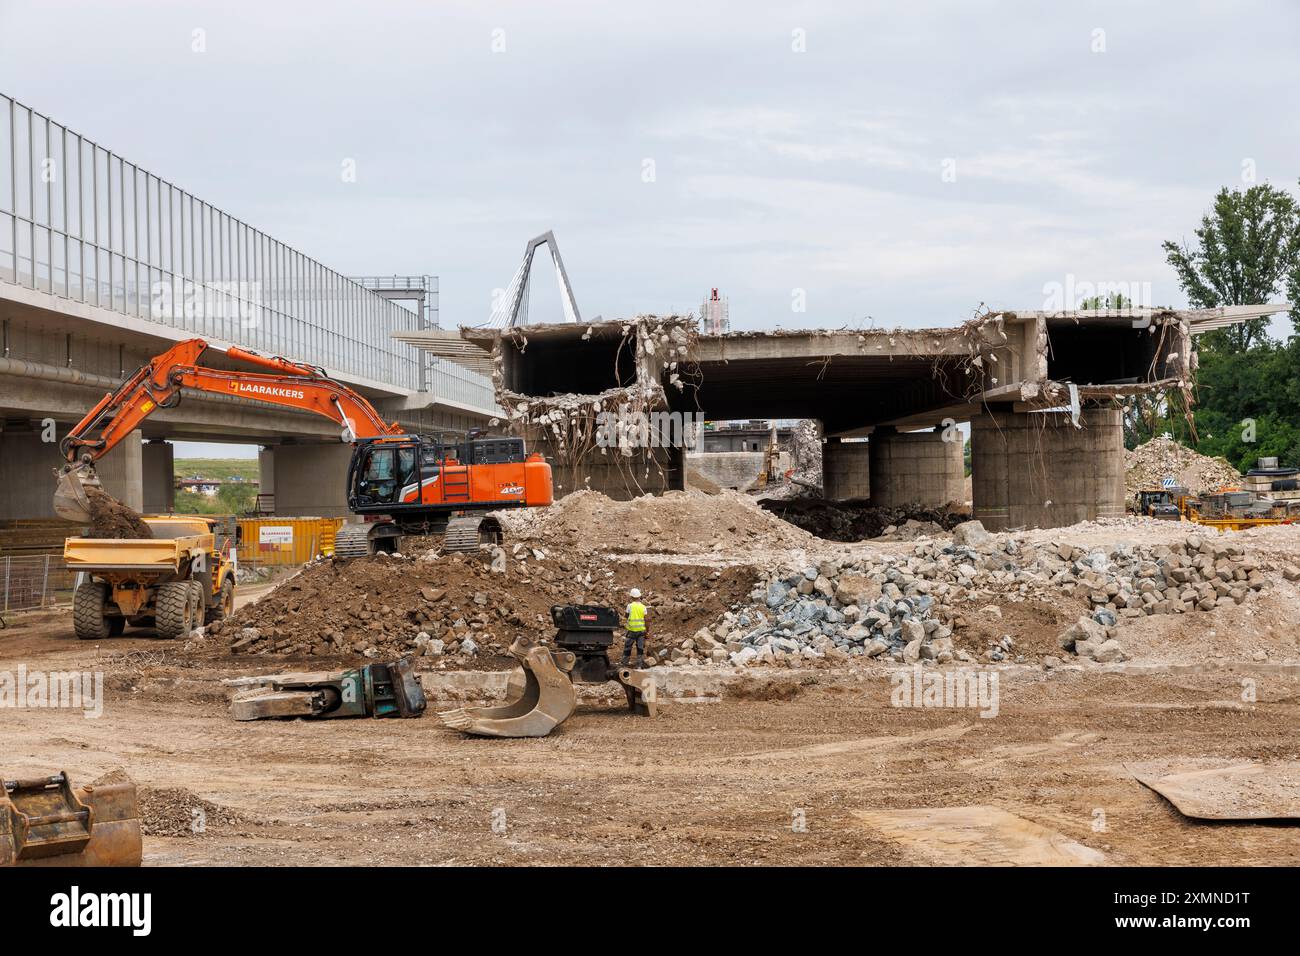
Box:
1128 761 1300 820
851 806 1106 866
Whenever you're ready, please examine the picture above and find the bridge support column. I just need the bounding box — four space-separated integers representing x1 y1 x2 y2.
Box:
867 426 964 507
822 438 870 501
262 443 352 517
0 421 142 519
142 440 175 514
971 407 1124 531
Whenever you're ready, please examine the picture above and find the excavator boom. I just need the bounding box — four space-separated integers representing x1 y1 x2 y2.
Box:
54 338 403 522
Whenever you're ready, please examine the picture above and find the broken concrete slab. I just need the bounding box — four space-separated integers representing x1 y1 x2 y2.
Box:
1128 760 1300 820
851 806 1106 866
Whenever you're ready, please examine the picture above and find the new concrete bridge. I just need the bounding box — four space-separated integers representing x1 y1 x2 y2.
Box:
0 93 499 519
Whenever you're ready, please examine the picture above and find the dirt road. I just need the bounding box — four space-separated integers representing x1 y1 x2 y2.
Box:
2 607 1297 866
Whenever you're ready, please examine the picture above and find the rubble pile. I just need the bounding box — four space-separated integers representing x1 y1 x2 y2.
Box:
208 544 755 664
691 520 1278 668
760 497 968 542
1124 437 1241 497
495 488 812 554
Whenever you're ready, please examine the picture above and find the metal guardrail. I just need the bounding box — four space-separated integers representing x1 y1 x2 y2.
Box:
1 555 76 612
0 92 496 414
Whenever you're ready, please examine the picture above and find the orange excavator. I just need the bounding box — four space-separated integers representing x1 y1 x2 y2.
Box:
54 337 553 555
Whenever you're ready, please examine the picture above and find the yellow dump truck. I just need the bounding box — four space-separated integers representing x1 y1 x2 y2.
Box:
63 516 238 640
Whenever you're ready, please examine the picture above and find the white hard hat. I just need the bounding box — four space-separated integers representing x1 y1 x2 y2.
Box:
629 588 642 599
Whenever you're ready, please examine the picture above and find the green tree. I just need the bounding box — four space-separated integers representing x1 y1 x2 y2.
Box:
216 482 257 515
1162 183 1300 352
1157 182 1300 471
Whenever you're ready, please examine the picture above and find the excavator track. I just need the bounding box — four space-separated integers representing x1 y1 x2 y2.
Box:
332 523 375 559
441 517 484 553
441 515 503 553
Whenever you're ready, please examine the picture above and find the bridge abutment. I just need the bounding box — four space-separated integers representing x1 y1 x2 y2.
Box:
971 407 1124 531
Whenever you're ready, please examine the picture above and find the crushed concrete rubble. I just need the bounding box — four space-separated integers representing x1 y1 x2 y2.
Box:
495 488 812 554
1125 436 1241 498
698 520 1278 668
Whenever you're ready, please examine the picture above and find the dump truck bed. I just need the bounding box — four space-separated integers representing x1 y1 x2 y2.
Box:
63 534 213 571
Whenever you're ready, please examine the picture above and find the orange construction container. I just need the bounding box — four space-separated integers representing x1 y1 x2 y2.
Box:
236 517 344 566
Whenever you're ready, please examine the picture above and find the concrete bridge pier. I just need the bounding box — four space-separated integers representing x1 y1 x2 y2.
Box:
258 442 353 517
971 407 1124 531
0 421 143 519
822 437 870 500
143 440 175 514
867 426 965 508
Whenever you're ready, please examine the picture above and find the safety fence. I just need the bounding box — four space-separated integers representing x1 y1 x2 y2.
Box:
0 554 77 613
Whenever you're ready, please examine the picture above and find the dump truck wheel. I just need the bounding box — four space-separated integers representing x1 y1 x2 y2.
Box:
187 580 205 622
210 578 235 622
155 582 195 639
73 581 112 641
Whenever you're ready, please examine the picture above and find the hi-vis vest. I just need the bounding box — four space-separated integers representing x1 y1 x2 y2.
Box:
626 601 647 632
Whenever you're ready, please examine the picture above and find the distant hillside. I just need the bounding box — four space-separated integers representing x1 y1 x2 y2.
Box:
174 458 260 482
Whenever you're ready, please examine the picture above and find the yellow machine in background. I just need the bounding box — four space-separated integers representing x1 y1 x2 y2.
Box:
1134 484 1297 531
63 516 238 640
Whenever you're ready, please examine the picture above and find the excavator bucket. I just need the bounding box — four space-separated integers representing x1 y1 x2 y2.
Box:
440 635 577 737
53 469 92 524
52 465 100 524
1 771 142 867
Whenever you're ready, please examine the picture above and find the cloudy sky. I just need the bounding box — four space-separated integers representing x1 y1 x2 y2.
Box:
2 1 1297 337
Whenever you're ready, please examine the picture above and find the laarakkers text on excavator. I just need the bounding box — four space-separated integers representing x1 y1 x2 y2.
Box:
52 337 554 555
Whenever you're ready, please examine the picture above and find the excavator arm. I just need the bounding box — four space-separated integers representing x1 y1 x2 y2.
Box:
54 337 404 522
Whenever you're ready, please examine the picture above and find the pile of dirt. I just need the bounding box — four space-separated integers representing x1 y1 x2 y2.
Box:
1125 437 1241 497
759 498 968 542
210 546 758 664
494 489 813 554
136 786 250 837
84 486 153 539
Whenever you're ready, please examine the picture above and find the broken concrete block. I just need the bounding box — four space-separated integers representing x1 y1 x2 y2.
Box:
952 520 993 548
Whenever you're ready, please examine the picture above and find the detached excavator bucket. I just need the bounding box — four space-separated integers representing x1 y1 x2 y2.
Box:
52 465 99 524
1 771 142 867
440 636 577 737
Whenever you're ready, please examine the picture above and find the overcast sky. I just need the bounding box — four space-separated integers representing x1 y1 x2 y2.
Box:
3 1 1298 454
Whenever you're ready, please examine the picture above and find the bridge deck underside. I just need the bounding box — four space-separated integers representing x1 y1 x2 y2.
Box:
673 355 971 433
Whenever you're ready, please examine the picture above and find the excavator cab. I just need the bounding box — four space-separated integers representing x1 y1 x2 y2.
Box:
350 442 420 507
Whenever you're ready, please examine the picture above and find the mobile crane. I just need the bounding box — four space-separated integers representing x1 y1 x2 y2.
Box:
54 337 553 556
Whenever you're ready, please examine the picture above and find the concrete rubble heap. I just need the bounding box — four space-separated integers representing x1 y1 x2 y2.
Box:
675 520 1281 668
1124 436 1242 497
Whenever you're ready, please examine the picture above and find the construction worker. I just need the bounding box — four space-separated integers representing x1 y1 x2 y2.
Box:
621 588 648 667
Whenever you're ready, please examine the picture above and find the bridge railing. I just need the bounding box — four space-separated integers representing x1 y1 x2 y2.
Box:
0 93 494 413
